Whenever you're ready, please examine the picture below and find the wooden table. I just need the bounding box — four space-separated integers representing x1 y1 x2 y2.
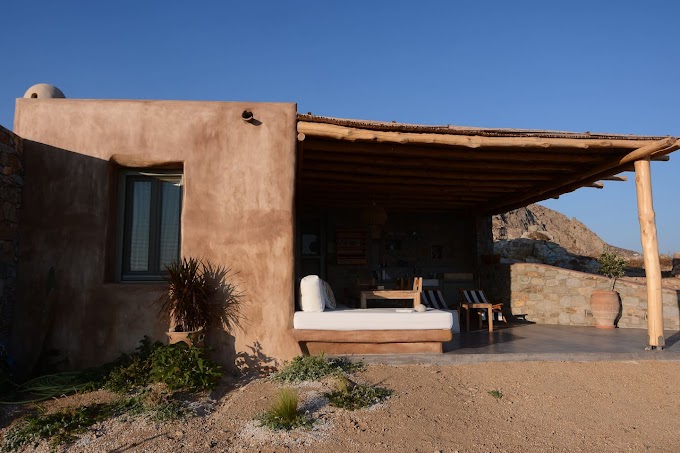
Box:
461 302 494 332
360 290 421 309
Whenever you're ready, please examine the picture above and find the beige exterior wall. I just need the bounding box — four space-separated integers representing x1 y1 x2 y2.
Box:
12 99 299 374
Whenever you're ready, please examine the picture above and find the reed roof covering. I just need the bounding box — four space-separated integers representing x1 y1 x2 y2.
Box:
296 114 679 215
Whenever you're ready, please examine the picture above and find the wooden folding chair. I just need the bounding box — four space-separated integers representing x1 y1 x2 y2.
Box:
458 289 506 332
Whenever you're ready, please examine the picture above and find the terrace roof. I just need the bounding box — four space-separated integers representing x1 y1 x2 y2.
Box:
296 114 680 215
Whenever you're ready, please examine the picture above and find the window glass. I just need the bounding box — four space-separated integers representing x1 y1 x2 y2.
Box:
129 180 151 272
159 180 181 269
120 172 182 280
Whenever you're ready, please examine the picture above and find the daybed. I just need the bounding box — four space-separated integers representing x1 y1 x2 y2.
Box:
293 275 453 354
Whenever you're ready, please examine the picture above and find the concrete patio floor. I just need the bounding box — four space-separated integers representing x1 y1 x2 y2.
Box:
355 323 680 365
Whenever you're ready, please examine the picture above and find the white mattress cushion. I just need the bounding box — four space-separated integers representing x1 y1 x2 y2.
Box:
299 275 325 312
293 307 453 331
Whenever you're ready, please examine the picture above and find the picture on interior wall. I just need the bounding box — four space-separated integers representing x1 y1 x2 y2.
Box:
302 234 319 256
431 245 443 259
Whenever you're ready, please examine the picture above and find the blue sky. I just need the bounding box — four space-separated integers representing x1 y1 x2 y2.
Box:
1 1 678 252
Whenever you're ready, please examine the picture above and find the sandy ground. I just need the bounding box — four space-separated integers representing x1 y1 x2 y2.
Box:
2 361 680 452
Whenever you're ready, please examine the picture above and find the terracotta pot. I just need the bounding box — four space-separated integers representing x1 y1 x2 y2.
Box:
590 291 620 329
166 329 204 347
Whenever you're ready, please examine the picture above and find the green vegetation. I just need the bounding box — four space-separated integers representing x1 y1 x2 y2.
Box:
148 342 222 391
100 337 221 394
488 389 503 399
273 355 363 383
2 390 190 452
159 257 243 333
597 250 626 291
2 398 143 451
0 338 219 451
324 375 392 410
257 388 313 431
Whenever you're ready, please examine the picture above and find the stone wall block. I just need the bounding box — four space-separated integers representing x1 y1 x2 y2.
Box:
508 262 679 330
566 278 581 287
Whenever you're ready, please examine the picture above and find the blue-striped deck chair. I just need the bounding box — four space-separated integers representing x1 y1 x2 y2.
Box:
459 289 506 325
421 286 461 334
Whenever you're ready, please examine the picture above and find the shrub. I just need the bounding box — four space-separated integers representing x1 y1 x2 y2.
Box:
488 389 503 399
324 376 392 410
257 388 312 431
148 343 222 392
158 257 243 333
597 250 626 291
274 355 363 383
2 398 143 451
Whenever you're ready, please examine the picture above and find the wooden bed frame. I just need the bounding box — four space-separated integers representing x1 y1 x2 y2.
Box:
292 329 453 354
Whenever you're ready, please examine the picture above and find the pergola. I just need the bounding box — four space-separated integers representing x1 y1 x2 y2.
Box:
296 114 680 349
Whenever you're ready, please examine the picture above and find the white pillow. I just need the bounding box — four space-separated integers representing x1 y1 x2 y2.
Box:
323 280 336 310
300 275 325 312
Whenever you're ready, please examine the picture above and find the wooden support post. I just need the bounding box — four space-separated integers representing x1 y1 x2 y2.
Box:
634 158 665 349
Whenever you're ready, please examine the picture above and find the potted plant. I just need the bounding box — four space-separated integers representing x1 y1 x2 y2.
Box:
158 257 244 346
590 250 626 329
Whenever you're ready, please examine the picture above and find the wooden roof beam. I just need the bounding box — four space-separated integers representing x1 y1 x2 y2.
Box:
601 175 627 182
301 161 554 182
303 152 573 173
486 138 680 214
303 139 611 163
298 121 662 150
300 175 534 191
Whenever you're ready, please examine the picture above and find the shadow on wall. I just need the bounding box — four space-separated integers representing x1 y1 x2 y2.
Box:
234 341 278 376
10 140 169 377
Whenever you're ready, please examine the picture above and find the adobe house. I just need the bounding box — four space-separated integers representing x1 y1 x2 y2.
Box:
8 85 679 374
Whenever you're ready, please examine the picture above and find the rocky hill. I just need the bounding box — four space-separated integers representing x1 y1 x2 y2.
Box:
491 204 637 272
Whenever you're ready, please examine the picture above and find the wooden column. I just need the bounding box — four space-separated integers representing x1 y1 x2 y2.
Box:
634 158 665 349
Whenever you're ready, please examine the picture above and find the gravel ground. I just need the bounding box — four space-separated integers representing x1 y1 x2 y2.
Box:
2 361 680 452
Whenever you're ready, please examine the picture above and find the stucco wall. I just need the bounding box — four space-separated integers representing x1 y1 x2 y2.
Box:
506 262 680 330
12 99 298 374
0 125 23 352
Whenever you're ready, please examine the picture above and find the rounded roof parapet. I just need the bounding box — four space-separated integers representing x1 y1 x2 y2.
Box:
23 84 66 99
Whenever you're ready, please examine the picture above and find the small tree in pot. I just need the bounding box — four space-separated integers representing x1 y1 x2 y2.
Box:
158 257 244 346
591 250 626 329
598 250 626 291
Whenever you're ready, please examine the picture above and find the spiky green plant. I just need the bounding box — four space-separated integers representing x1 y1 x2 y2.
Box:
257 388 312 430
158 257 243 332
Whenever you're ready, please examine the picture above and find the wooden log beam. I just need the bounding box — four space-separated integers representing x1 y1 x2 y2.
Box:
301 161 554 181
304 139 610 163
586 182 604 189
300 169 542 188
298 121 659 150
299 174 531 194
304 151 573 173
602 175 627 181
634 158 665 349
487 138 680 214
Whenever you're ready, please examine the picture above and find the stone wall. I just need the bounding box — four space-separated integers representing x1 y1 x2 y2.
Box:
0 125 23 349
506 263 680 330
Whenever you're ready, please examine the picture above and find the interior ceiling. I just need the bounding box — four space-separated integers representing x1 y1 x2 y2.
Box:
296 116 679 216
